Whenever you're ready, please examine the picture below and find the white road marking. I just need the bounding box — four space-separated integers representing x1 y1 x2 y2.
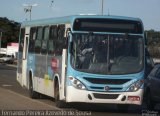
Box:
2 84 12 87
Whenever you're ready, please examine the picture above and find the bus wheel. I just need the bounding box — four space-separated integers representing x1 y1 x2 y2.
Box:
117 104 129 112
55 82 66 108
29 78 40 99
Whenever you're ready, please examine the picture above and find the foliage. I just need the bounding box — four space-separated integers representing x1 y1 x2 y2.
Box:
0 17 20 47
145 30 160 58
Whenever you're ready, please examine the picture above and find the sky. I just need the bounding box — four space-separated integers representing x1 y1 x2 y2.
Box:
0 0 159 31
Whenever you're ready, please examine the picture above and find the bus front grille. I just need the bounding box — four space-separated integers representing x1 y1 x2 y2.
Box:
83 77 131 85
90 86 122 91
93 93 119 99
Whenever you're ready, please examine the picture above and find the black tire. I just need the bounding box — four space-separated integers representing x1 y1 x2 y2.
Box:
29 78 40 99
117 104 129 112
55 82 66 108
146 91 155 110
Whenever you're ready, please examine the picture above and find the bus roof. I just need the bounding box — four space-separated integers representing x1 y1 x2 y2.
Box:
21 15 142 27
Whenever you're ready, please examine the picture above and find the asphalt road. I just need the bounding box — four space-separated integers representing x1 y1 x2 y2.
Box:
0 63 159 116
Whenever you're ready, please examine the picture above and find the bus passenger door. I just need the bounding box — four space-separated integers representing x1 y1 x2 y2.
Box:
22 27 30 87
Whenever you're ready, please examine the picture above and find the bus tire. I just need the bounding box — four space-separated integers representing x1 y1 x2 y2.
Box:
55 82 66 108
29 77 40 99
117 104 129 112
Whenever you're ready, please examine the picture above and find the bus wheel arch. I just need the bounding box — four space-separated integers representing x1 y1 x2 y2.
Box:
28 71 33 89
54 75 66 108
28 70 40 99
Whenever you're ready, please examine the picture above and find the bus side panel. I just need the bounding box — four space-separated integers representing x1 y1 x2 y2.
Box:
46 55 55 97
34 54 45 94
33 54 62 97
44 55 63 97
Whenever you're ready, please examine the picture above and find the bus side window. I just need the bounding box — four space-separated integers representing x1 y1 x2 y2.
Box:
48 40 54 55
48 25 57 55
55 24 66 55
29 27 36 53
35 27 43 54
50 25 58 39
41 26 49 54
19 28 25 52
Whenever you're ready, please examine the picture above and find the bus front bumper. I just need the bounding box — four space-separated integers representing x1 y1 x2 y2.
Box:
66 86 143 105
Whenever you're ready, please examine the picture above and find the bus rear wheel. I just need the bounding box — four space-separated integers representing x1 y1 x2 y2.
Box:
29 78 40 99
55 82 66 108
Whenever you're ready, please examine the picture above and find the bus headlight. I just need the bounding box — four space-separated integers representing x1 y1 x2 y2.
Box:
127 79 144 92
69 76 86 90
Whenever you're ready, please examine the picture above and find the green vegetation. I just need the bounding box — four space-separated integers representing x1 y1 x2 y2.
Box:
145 30 160 58
0 17 20 47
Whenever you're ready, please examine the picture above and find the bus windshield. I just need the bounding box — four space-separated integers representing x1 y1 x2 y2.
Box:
71 33 144 75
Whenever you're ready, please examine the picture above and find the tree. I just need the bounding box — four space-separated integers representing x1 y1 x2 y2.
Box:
0 17 20 47
145 29 160 58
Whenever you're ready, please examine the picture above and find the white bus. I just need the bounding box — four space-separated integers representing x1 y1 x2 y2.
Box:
17 15 146 110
